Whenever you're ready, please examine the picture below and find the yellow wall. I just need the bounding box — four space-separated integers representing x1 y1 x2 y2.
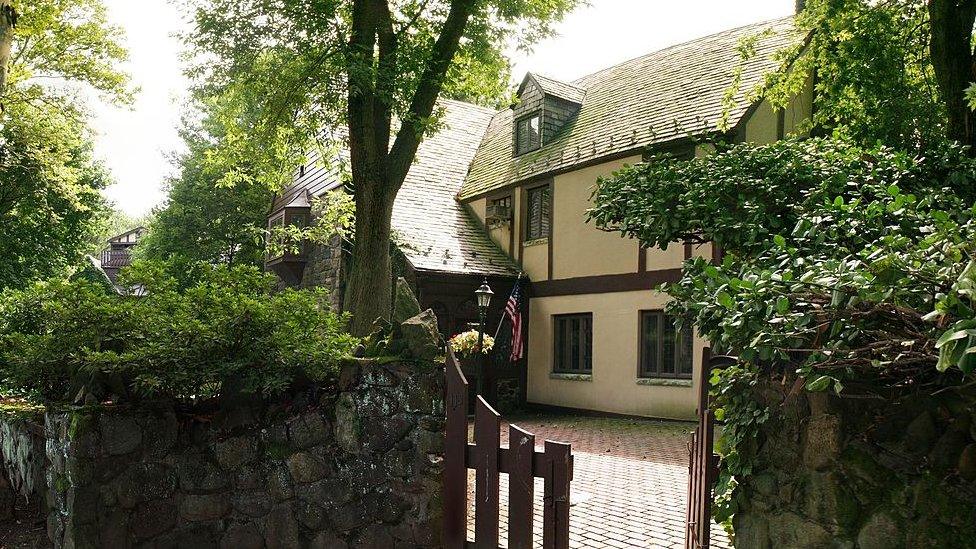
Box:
550 156 642 279
526 290 705 419
744 99 779 144
521 238 548 281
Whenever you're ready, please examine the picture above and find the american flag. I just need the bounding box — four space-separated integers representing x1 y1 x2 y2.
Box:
504 281 524 361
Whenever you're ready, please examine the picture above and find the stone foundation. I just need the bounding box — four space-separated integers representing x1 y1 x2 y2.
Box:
42 359 445 548
0 410 45 520
732 381 976 548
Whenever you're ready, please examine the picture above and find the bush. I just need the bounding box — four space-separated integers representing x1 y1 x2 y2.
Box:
0 261 358 403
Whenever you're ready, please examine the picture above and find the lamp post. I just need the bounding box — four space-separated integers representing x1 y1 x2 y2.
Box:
475 278 493 399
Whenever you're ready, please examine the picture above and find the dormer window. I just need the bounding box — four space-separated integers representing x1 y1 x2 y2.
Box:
515 112 541 156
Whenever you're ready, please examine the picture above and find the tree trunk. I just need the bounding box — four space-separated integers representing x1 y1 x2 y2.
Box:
343 176 397 336
928 0 976 149
0 0 16 98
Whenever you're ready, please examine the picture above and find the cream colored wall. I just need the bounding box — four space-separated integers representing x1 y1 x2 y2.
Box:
527 290 705 419
521 239 548 281
784 74 814 136
551 155 642 279
744 99 779 144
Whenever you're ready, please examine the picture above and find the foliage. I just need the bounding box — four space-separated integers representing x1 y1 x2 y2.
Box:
0 0 132 289
267 189 357 259
0 262 358 403
590 137 976 519
449 329 494 359
182 0 581 334
138 104 275 270
0 100 112 289
755 0 946 149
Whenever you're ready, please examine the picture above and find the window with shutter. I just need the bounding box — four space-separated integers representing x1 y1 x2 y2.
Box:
525 184 550 241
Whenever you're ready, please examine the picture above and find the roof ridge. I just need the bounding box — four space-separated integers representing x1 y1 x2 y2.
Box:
437 97 498 114
570 15 795 87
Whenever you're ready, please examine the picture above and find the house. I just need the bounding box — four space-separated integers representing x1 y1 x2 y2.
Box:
99 226 145 283
266 16 813 419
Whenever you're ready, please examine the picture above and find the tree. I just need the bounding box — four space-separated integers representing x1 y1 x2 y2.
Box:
0 1 16 96
184 0 580 334
759 0 975 151
0 0 131 288
138 106 275 271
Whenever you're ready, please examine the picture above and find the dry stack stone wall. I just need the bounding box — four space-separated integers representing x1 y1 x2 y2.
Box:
733 381 976 548
44 359 445 549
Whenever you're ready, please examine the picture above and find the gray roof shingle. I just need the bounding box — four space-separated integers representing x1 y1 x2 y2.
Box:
458 16 801 200
273 100 519 277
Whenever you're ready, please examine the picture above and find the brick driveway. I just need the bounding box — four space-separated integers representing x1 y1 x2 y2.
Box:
467 414 730 549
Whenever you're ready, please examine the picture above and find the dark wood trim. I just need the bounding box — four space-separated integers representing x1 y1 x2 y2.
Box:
531 268 682 297
547 181 554 281
684 241 693 260
518 186 528 263
776 107 786 140
637 247 647 272
711 243 723 265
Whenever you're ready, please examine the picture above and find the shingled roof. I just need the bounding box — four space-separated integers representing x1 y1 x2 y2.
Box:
273 100 519 277
519 73 586 104
458 16 801 200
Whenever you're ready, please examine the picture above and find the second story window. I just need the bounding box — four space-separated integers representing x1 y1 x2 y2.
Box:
515 113 541 155
525 184 551 241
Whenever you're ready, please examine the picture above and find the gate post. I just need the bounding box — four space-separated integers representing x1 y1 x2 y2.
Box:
443 350 469 549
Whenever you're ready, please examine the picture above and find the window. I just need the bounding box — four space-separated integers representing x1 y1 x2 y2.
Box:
266 214 286 259
554 313 592 373
491 195 511 211
639 311 693 378
515 113 541 155
525 184 551 240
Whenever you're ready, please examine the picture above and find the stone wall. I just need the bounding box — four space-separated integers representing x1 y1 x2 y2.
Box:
0 410 45 520
44 359 445 548
732 381 976 548
297 233 344 311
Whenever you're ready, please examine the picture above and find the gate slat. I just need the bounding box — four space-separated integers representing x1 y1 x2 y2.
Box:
443 350 469 549
474 396 501 548
542 440 571 549
508 424 535 549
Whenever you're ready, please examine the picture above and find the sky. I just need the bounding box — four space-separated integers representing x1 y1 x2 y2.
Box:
94 0 795 216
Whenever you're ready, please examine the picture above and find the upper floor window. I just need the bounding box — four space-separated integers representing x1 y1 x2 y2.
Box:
525 184 551 241
639 311 693 379
515 113 541 155
554 313 592 373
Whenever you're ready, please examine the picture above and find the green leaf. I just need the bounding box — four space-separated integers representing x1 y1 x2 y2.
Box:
773 234 786 248
776 297 790 314
805 375 832 392
717 291 734 309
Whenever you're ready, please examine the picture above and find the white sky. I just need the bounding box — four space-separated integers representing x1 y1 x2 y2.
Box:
94 0 795 216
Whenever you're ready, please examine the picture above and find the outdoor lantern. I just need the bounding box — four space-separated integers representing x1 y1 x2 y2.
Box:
475 278 494 311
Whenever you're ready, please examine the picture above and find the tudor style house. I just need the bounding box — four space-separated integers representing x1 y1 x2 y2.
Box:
267 16 812 419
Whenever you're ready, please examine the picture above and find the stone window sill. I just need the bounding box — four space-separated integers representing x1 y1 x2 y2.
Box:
636 377 693 387
523 237 549 248
549 372 592 382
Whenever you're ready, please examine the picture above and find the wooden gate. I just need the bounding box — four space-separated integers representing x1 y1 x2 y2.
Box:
444 349 573 549
685 347 736 549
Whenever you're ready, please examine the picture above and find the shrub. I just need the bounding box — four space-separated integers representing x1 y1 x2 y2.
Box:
0 261 358 403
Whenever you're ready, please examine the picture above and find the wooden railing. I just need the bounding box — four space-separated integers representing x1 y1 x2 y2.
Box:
443 349 572 549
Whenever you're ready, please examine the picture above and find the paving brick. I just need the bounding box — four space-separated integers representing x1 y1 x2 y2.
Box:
464 414 731 548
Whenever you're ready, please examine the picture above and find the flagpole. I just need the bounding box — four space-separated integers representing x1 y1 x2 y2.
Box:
493 272 522 340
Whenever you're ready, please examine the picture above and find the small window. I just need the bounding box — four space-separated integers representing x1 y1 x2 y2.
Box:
266 214 286 259
639 311 693 378
491 195 511 210
554 313 592 373
515 113 541 155
525 184 551 241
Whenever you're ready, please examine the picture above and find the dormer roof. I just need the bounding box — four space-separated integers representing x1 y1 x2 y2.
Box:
517 73 585 105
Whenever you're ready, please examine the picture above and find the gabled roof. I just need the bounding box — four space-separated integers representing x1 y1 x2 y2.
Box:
458 16 801 200
272 100 519 277
519 73 585 104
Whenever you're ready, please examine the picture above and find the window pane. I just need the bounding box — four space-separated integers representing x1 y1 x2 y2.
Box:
678 324 694 376
662 317 676 375
554 314 592 373
582 316 592 371
641 313 659 376
528 115 540 149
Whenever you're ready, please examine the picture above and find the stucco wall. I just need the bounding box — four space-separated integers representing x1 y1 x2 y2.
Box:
526 289 704 419
551 155 642 279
